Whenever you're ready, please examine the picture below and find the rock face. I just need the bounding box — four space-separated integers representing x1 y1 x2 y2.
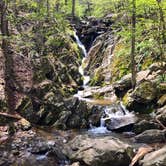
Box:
0 14 85 127
76 17 114 51
140 145 166 166
83 31 117 86
65 135 133 166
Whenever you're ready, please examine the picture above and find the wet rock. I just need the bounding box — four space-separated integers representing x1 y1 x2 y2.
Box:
106 114 137 132
88 106 103 127
76 85 114 98
65 135 133 166
133 120 161 134
140 145 166 166
134 129 166 143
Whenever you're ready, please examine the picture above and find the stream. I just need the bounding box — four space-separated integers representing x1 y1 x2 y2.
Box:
73 30 137 136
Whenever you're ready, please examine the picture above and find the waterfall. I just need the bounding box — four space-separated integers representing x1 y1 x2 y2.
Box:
73 30 90 87
73 30 87 57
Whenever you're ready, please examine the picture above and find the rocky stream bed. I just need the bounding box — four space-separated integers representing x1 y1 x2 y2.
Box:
0 17 166 166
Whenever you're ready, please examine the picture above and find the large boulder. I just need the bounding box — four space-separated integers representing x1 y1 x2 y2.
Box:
123 80 158 113
64 135 133 166
140 145 166 166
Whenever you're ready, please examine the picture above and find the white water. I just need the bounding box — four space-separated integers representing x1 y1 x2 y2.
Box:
73 30 90 86
88 102 135 134
73 31 87 57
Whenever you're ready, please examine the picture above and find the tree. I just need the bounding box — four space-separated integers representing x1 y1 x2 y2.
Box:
130 0 137 89
0 0 14 112
72 0 75 19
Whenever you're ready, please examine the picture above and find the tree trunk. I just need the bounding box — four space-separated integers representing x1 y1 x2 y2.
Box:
72 0 75 20
46 0 50 18
130 0 136 89
0 1 15 112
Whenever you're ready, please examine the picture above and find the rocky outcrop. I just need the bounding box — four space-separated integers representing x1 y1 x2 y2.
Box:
65 134 133 166
83 31 117 86
0 12 84 127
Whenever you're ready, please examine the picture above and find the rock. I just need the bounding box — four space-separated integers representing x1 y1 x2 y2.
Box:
148 62 166 73
133 120 161 134
18 118 31 131
53 111 72 129
123 80 157 112
156 106 166 126
96 104 137 132
157 94 166 106
75 85 114 98
134 129 166 143
140 145 166 166
65 135 133 166
114 74 132 98
70 162 80 166
105 113 137 131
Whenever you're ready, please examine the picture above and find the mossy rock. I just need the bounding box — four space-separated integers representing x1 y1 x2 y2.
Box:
90 67 105 86
133 80 157 103
123 80 157 113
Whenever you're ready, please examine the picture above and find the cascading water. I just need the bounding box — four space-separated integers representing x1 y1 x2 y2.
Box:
73 30 90 87
88 102 137 134
73 29 137 135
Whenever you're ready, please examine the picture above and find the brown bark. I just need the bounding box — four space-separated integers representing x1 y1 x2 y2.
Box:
0 1 15 112
72 0 75 19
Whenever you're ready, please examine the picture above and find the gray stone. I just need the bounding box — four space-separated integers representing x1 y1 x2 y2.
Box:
65 135 133 166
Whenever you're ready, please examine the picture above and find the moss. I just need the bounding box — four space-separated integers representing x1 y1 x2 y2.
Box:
90 67 104 86
122 92 130 106
142 56 153 70
92 93 104 99
110 41 130 83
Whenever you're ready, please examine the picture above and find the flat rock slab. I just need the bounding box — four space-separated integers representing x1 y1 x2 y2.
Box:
64 135 133 166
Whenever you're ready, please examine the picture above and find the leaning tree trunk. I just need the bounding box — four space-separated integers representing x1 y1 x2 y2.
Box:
130 0 136 89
